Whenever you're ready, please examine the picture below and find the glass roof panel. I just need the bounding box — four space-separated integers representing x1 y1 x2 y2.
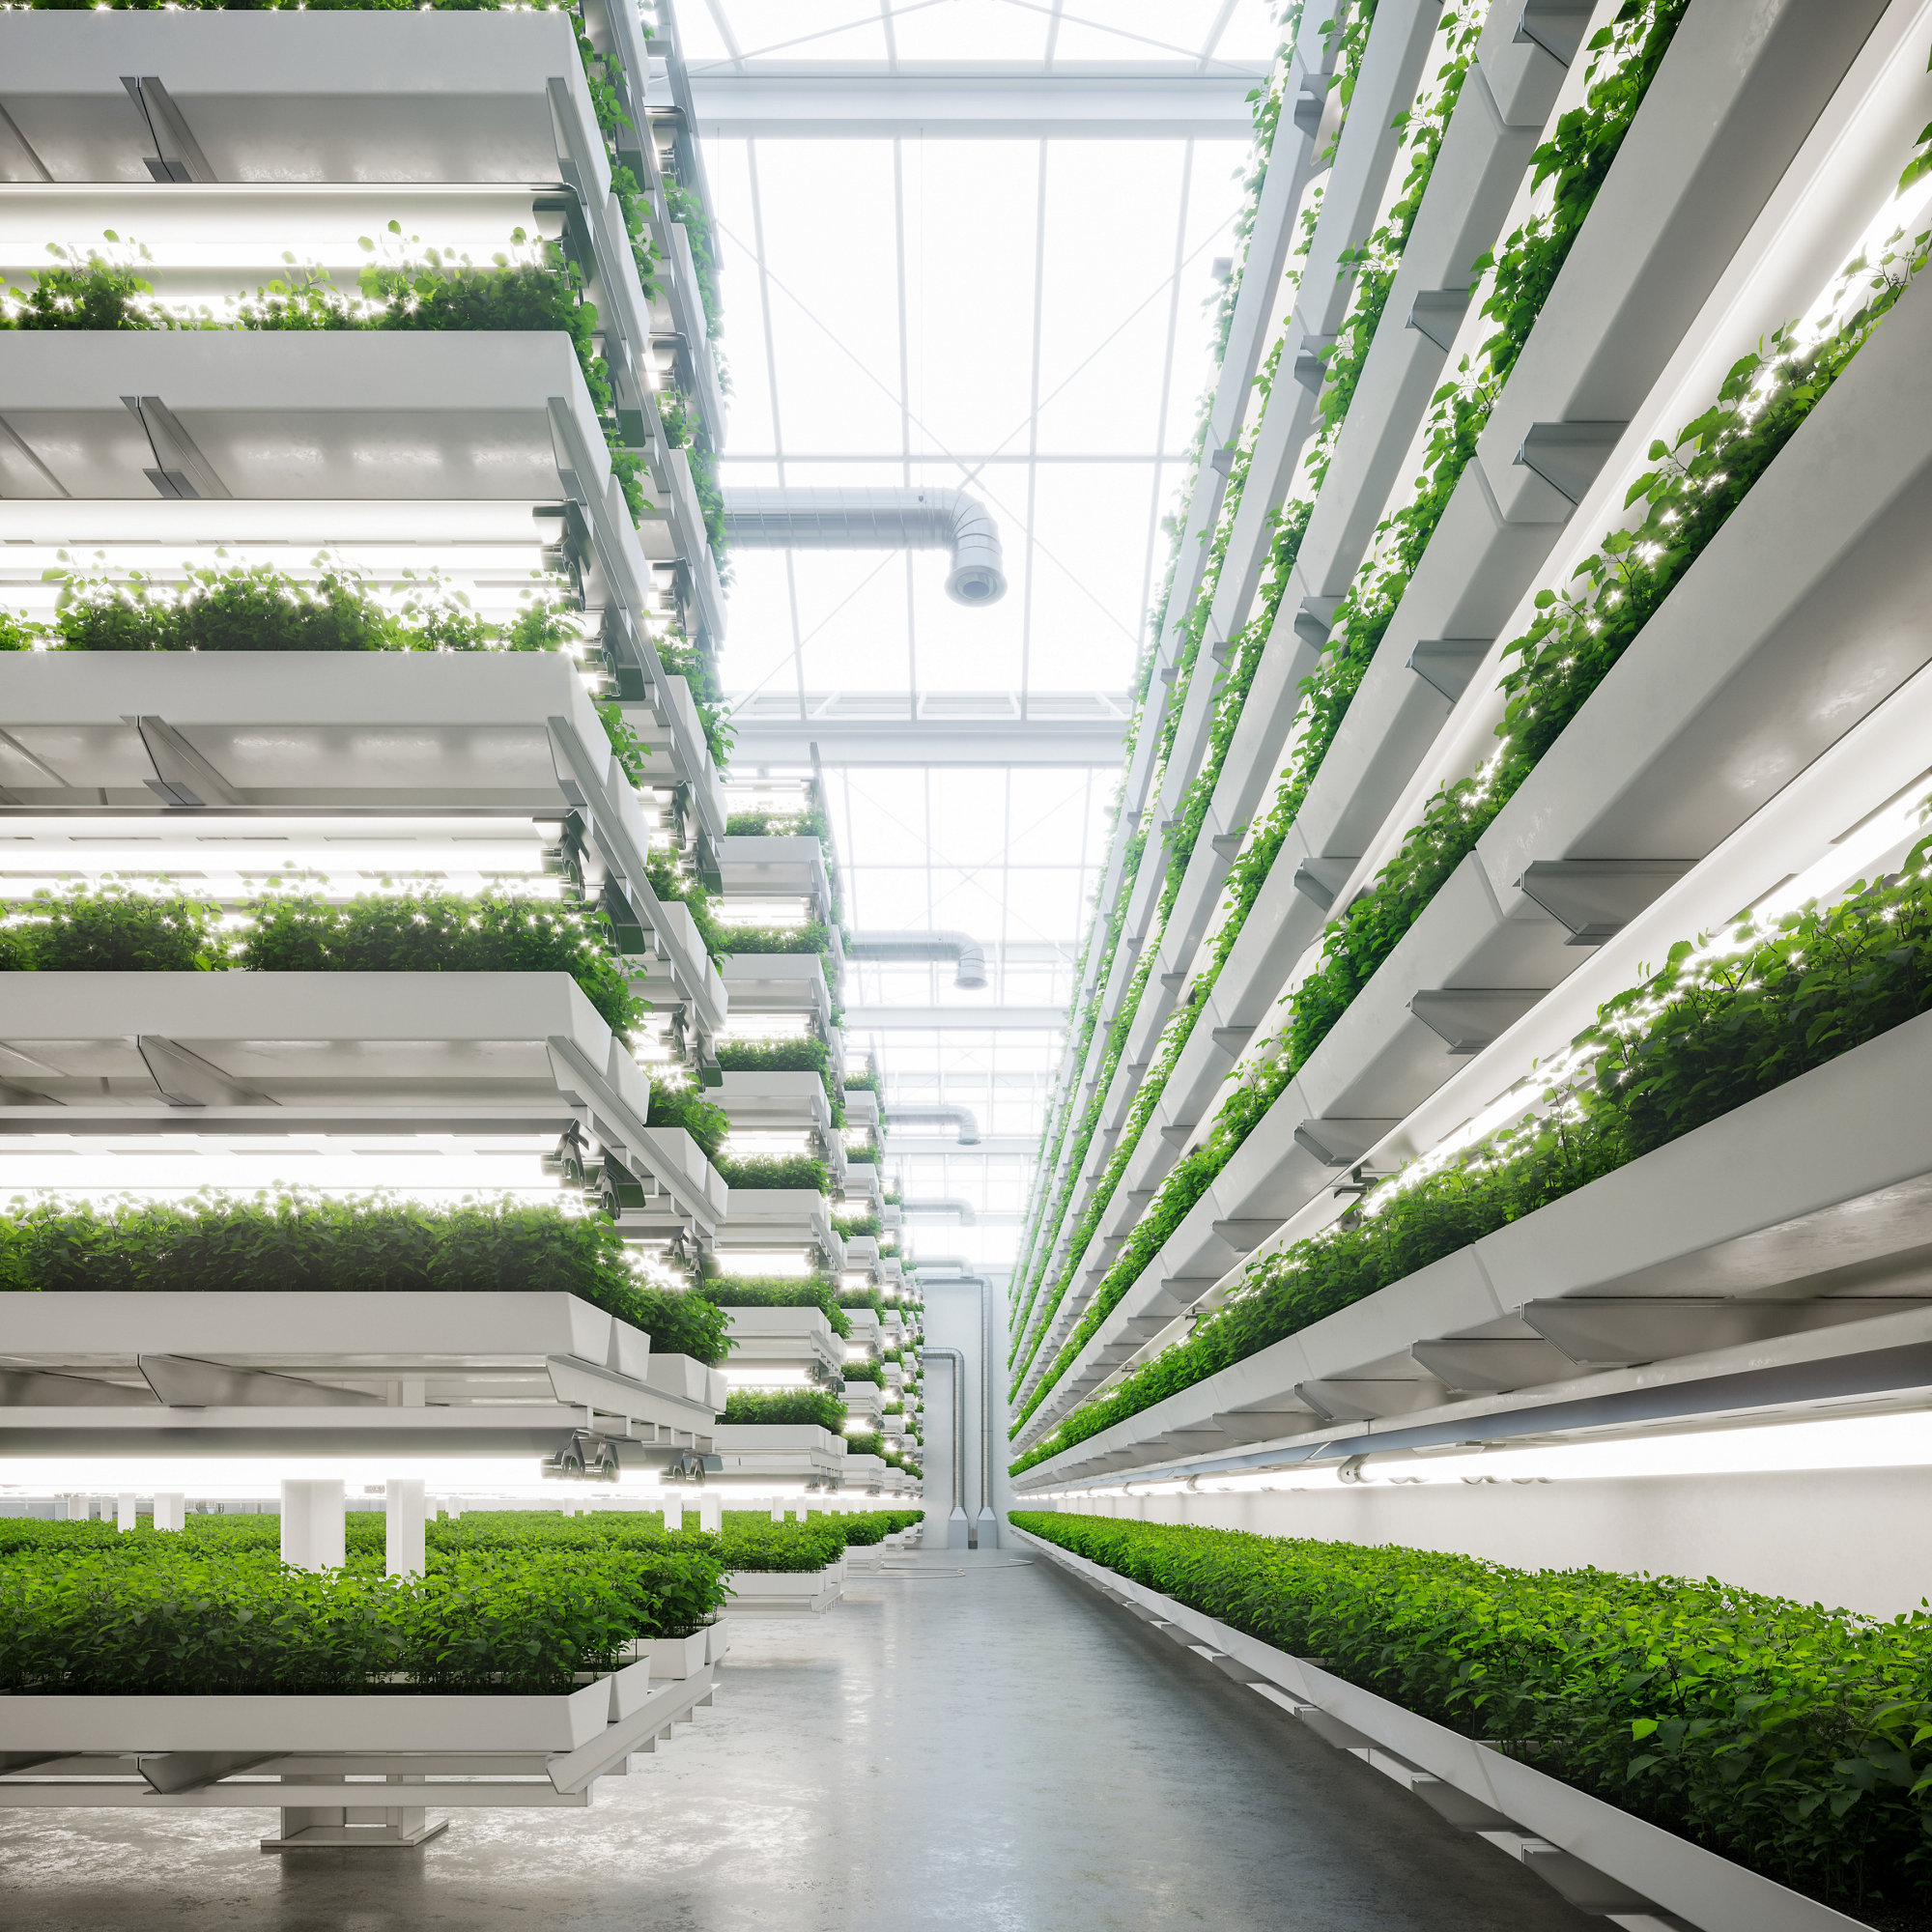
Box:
691 3 1285 1260
1046 2 1239 64
888 1 1052 63
901 141 1048 457
680 0 1285 68
683 2 892 66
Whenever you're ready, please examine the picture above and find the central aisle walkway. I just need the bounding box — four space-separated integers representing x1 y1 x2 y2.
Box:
0 1545 1597 1931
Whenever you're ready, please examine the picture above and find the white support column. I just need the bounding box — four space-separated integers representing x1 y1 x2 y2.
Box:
153 1492 185 1533
384 1478 426 1578
281 1479 346 1572
698 1493 723 1534
116 1492 137 1533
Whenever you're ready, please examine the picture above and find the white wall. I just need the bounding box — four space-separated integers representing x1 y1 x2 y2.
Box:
1044 1464 1932 1619
919 1271 1014 1530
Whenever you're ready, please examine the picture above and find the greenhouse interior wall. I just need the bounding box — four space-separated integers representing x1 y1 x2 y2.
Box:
6 0 1932 1928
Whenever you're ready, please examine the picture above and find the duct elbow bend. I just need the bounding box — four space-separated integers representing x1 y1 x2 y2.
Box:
941 491 1006 607
848 928 987 991
946 931 988 989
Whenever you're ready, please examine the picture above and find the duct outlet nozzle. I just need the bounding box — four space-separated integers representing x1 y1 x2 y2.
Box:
722 487 1008 607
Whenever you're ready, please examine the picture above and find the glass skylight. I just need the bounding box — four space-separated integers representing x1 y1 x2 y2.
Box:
685 2 1279 1263
676 0 1282 69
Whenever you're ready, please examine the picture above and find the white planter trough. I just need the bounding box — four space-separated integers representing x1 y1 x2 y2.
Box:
724 1564 843 1618
1014 1527 1864 1932
0 1659 721 1851
633 1632 707 1681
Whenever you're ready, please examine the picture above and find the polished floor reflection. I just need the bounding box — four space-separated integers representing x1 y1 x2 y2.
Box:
0 1546 1597 1931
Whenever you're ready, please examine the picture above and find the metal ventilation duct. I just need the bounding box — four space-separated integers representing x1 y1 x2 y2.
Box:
900 1199 979 1225
721 487 1007 606
885 1106 980 1146
846 929 987 989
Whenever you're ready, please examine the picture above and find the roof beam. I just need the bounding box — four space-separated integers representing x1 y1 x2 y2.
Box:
689 65 1267 139
729 715 1128 767
886 1136 1040 1155
843 1007 1066 1030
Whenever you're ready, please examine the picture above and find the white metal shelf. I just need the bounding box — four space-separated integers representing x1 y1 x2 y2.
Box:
1017 1002 1932 1489
716 1188 843 1274
0 12 731 622
0 650 727 1037
716 1305 843 1381
0 327 725 829
0 1290 725 1460
0 1657 723 1843
1200 0 1460 657
0 969 727 1236
708 1421 848 1486
1026 14 1342 1191
714 1070 834 1135
1017 0 1553 1344
1014 0 1903 1397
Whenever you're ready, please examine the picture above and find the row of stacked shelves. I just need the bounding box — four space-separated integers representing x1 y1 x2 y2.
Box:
1004 0 1932 1916
0 0 924 1849
1012 0 1932 1489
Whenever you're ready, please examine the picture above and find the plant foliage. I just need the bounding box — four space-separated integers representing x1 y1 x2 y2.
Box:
1013 1513 1932 1912
0 1192 731 1365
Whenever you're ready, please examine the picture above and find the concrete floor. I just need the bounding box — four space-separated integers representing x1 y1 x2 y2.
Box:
0 1547 1598 1932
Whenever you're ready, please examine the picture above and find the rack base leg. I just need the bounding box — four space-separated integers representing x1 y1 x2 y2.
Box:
261 1805 447 1852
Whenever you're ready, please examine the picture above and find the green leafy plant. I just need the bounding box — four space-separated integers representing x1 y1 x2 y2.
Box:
246 890 643 1037
713 1152 831 1194
663 179 724 341
0 885 230 971
0 238 171 330
715 1513 846 1574
0 1193 729 1365
645 1080 729 1161
720 1388 846 1431
0 1537 723 1694
1010 0 1495 1365
1017 835 1932 1470
654 633 733 767
35 550 575 657
692 1273 852 1339
1016 0 1928 1433
1013 1512 1932 1914
817 1509 923 1548
659 385 726 563
715 1037 840 1119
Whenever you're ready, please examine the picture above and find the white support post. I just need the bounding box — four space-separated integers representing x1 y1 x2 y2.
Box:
385 1478 426 1578
153 1492 185 1533
116 1492 137 1533
281 1479 346 1572
770 1501 785 1523
698 1493 723 1534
